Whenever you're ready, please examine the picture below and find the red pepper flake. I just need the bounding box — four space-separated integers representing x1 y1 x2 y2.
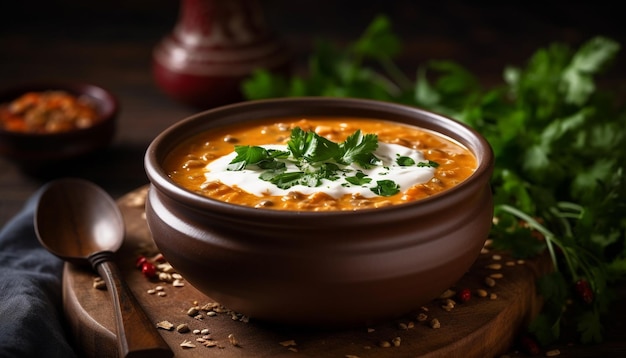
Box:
141 261 157 279
135 256 148 269
519 335 541 356
456 288 471 303
574 279 594 304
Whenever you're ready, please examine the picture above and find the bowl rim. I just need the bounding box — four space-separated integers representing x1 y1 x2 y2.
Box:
145 96 494 218
0 81 119 137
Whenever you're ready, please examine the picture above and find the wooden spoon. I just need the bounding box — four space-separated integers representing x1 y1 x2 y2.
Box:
34 178 172 358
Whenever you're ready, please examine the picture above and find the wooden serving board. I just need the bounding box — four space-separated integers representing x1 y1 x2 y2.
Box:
63 186 551 357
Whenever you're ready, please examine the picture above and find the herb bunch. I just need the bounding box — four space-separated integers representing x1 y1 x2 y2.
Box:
242 15 626 345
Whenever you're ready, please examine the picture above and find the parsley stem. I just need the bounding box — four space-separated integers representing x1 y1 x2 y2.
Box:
497 204 561 272
378 56 414 92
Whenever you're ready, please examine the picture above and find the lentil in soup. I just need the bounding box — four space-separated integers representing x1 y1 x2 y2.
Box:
165 117 476 211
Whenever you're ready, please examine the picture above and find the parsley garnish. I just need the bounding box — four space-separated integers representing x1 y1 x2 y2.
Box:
371 180 400 196
417 160 439 168
396 154 439 168
345 171 372 186
228 128 403 195
396 155 415 166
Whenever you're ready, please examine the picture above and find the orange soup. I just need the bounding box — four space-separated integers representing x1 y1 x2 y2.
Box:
164 117 477 211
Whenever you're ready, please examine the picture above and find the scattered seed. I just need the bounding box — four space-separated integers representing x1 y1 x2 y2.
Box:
92 277 106 290
279 340 296 347
180 340 196 348
475 289 488 298
202 339 218 348
172 273 183 280
201 328 210 335
505 261 516 267
155 285 164 291
484 277 497 287
490 273 504 279
430 318 441 329
206 311 217 317
416 313 428 322
517 259 526 265
439 289 456 299
156 321 174 331
367 328 375 333
345 355 361 358
157 263 175 273
398 322 408 330
545 349 561 356
391 337 401 347
441 298 456 312
489 293 498 300
192 329 201 335
378 341 391 348
288 347 298 352
157 291 167 297
492 254 502 260
147 289 156 294
485 263 502 270
158 272 173 282
201 302 219 311
176 323 190 333
187 307 199 317
173 279 185 287
228 333 240 346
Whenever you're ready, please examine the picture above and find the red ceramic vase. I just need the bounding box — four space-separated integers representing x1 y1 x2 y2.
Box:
152 0 292 109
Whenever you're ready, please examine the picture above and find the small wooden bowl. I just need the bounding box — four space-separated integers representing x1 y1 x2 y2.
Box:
0 82 118 173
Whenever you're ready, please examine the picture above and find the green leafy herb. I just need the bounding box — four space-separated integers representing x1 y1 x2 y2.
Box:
417 160 439 168
371 179 400 196
229 127 402 195
345 171 372 186
241 15 626 345
227 146 289 171
396 155 415 166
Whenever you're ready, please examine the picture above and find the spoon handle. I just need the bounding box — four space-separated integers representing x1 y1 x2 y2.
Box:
91 252 173 358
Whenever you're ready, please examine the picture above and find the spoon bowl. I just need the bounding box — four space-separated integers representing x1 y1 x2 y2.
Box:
35 178 172 358
35 178 123 265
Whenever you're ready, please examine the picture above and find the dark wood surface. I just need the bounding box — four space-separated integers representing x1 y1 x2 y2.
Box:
1 1 625 356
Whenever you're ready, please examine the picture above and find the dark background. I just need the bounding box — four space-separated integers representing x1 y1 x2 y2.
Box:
2 1 624 83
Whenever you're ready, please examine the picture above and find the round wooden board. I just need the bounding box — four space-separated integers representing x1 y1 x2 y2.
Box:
63 186 551 357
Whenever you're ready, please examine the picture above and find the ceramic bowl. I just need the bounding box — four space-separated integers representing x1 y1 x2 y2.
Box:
0 82 118 173
144 97 494 327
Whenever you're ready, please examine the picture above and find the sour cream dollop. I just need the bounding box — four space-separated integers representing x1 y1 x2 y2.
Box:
203 143 435 198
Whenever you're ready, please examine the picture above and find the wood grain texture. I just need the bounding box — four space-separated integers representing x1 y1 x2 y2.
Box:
63 186 552 357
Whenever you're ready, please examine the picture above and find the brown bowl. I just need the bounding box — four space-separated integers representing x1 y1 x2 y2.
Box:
144 97 494 327
0 82 118 173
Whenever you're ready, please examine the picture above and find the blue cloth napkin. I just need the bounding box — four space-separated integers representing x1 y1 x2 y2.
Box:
0 188 77 358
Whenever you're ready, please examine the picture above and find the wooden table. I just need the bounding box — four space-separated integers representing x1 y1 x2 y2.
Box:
1 1 625 356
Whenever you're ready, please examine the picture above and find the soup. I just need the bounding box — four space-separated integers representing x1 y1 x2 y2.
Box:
164 117 476 211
